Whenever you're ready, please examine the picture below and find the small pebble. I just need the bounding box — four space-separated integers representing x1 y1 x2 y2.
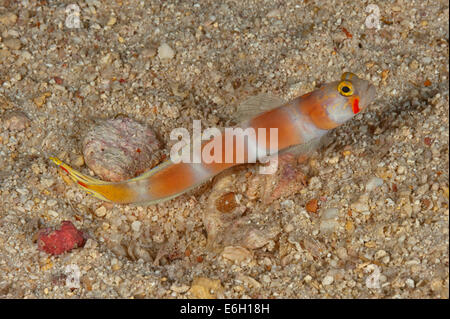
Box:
158 43 175 60
430 278 442 292
266 9 281 18
16 188 29 196
46 199 57 207
84 238 98 250
351 201 369 213
73 155 85 167
322 275 334 286
95 206 107 217
3 37 21 50
284 223 294 233
3 111 30 131
409 60 419 70
170 284 190 293
141 47 157 59
336 247 348 260
320 219 339 234
189 277 223 299
366 177 384 191
222 246 252 262
106 16 117 26
48 210 58 218
131 221 142 232
374 249 387 259
33 92 51 108
416 184 429 196
321 207 339 219
405 278 415 288
235 274 262 289
397 166 406 175
422 57 432 64
0 12 18 26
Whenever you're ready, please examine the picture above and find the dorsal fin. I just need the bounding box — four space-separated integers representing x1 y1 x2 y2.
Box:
232 93 285 123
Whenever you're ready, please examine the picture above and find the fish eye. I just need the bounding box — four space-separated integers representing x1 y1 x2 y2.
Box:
338 81 354 96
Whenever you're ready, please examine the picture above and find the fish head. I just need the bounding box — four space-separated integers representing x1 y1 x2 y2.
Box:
318 72 377 125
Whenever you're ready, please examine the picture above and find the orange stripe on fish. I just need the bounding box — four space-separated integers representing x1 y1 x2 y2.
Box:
299 97 340 130
249 106 303 151
143 162 198 198
50 73 376 205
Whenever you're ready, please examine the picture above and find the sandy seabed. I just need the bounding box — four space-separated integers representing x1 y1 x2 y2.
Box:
0 0 448 298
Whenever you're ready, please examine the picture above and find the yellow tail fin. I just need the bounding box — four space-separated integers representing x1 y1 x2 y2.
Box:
49 157 110 201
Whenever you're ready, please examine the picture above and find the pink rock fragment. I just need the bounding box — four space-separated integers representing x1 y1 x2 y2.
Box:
36 221 86 255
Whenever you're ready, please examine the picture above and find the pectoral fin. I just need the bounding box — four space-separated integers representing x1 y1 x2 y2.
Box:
281 134 331 158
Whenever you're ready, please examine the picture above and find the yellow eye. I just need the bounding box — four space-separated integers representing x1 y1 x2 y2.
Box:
338 81 354 96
